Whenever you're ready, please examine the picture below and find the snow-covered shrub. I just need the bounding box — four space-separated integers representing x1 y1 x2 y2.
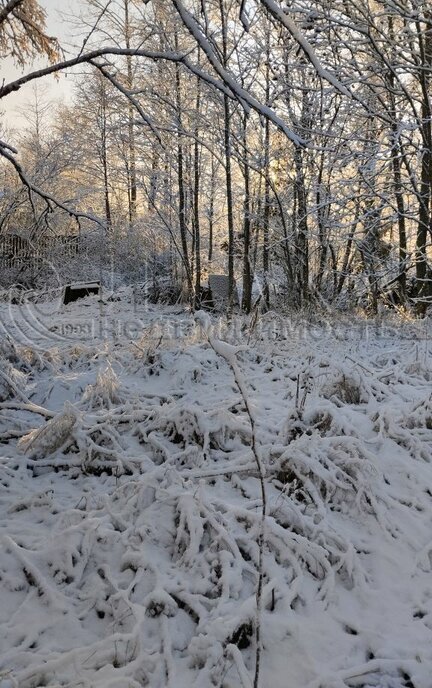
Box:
136 403 251 467
130 338 164 375
273 433 379 515
321 370 365 404
144 589 178 618
62 343 102 369
18 402 78 460
0 336 55 376
373 395 432 463
403 397 432 431
0 337 19 365
0 358 26 402
82 362 121 409
404 360 431 382
147 278 184 305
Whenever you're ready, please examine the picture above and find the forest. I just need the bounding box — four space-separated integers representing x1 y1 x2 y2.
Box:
0 3 432 688
0 0 431 314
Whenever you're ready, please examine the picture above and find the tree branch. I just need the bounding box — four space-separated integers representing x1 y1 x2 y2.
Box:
0 143 106 230
171 0 307 147
259 0 352 98
0 0 24 26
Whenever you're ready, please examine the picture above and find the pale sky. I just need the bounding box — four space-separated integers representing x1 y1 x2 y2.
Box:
1 0 83 130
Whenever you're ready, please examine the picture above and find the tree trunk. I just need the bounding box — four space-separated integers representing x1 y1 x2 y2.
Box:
124 0 137 227
262 26 271 309
294 147 309 303
174 48 192 297
415 9 432 315
193 71 201 309
219 0 235 303
241 114 252 312
387 17 407 304
208 156 216 264
99 84 111 231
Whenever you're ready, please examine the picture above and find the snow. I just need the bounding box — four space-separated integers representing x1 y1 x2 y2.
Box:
0 292 432 687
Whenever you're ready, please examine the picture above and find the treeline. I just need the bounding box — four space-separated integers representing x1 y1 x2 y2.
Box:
0 0 431 314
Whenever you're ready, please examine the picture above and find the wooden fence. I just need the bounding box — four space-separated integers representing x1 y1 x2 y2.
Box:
0 234 82 270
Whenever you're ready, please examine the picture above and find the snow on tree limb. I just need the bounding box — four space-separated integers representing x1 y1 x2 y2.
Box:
239 0 251 31
89 59 163 145
259 0 352 98
0 47 186 99
171 0 307 147
0 8 307 151
0 143 107 229
0 47 242 128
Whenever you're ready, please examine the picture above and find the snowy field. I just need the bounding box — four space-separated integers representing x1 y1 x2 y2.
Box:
1 290 432 688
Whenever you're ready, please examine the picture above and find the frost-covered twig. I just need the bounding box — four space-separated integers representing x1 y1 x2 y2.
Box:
197 312 267 688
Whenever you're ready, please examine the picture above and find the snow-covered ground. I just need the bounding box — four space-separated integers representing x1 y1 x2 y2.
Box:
1 291 432 688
